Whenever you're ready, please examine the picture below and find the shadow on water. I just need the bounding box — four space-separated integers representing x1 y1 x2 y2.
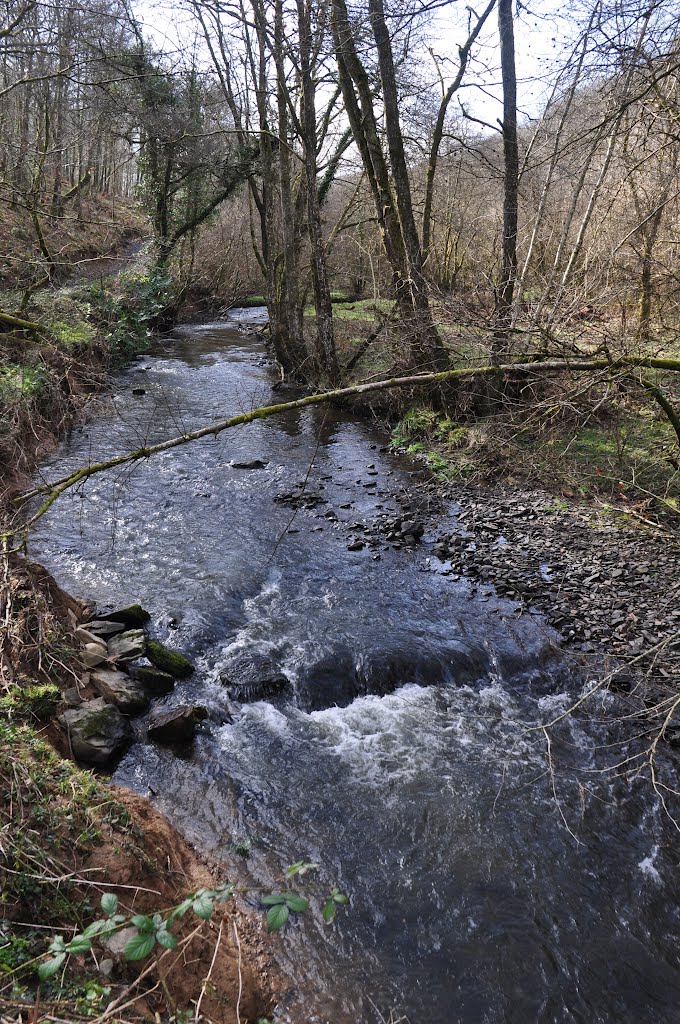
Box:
30 314 680 1024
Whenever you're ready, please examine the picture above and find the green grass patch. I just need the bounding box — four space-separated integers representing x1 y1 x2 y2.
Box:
48 318 95 348
0 363 45 397
304 297 395 322
0 684 62 723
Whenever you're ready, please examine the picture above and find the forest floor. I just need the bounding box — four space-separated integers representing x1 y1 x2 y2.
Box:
0 195 147 292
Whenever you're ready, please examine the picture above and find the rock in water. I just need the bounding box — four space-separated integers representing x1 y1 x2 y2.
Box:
148 705 208 744
219 651 289 702
107 629 146 662
230 459 269 470
129 665 175 696
91 669 150 714
105 604 151 627
59 698 129 765
146 641 195 678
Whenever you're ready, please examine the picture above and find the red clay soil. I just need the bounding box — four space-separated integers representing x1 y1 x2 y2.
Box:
84 789 276 1023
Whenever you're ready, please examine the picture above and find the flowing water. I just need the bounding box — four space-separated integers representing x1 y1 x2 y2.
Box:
30 315 680 1023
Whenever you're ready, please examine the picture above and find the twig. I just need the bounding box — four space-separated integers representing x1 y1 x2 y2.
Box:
233 919 243 1024
194 917 224 1022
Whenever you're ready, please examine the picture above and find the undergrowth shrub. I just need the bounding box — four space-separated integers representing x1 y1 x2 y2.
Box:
87 264 171 356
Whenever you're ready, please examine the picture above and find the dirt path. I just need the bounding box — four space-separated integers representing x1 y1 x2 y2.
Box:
69 236 148 284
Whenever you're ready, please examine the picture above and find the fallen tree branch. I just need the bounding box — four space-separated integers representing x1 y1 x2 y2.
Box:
0 309 45 335
11 354 680 531
631 371 680 447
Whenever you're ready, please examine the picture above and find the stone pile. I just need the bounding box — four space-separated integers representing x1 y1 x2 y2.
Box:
58 604 201 766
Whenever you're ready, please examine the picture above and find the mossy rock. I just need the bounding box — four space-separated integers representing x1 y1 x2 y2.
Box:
146 640 194 679
106 603 151 627
59 698 129 765
131 665 175 696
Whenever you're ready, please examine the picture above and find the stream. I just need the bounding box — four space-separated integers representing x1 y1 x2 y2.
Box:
30 313 680 1023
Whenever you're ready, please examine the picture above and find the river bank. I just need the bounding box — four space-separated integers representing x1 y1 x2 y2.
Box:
0 302 278 1019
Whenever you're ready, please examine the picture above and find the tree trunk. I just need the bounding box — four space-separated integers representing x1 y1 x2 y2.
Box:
493 0 519 359
332 0 448 370
297 0 340 384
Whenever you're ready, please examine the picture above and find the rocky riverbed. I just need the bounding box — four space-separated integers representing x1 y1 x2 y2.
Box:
272 451 679 711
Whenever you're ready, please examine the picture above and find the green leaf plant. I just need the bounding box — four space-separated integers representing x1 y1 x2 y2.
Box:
35 864 348 981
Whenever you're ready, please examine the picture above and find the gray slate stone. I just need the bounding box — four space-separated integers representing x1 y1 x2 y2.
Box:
91 669 149 714
219 651 289 702
83 619 127 638
148 704 208 744
75 626 106 645
230 459 269 469
107 629 146 662
129 665 175 696
59 698 129 765
106 604 151 627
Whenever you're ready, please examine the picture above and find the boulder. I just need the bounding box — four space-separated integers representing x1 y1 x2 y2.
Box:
219 651 289 702
147 704 207 744
83 619 127 638
105 604 151 628
91 669 149 714
129 665 175 697
59 698 129 765
75 626 107 646
81 642 108 669
107 629 146 662
146 640 194 679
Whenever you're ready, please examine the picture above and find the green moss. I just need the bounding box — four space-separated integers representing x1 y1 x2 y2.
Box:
0 933 34 973
108 603 151 627
146 640 195 678
391 406 440 446
48 318 95 348
79 707 117 740
0 684 62 722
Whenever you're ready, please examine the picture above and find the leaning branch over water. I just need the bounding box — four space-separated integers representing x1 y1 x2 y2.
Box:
12 354 680 531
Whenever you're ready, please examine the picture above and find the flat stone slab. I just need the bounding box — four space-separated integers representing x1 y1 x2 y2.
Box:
59 698 129 765
83 619 127 638
91 669 149 714
108 629 146 662
75 626 107 645
148 704 207 744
